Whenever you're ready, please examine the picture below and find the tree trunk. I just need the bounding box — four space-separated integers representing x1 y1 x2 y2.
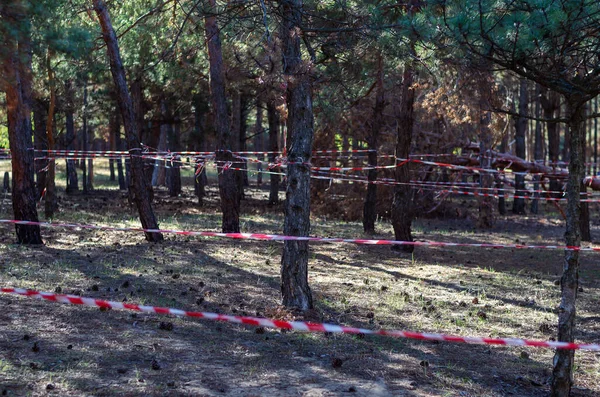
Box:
476 70 495 228
65 80 78 194
391 66 415 252
152 99 168 187
87 135 94 191
109 102 124 190
3 173 9 193
109 108 116 181
82 84 88 193
204 0 239 232
193 95 208 204
130 78 153 192
363 54 383 234
594 97 598 176
267 101 280 205
255 100 264 186
513 78 528 215
562 122 570 162
579 107 591 242
44 52 58 217
497 123 508 215
550 100 585 397
280 0 314 310
1 7 42 243
33 99 47 200
231 90 245 199
114 106 126 190
168 113 182 197
240 94 250 188
531 84 543 214
93 0 163 242
541 87 561 196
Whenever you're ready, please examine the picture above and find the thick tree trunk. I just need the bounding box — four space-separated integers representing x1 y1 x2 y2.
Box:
550 101 585 397
267 102 280 205
280 0 314 310
33 99 48 200
65 80 78 194
93 0 163 242
193 95 208 204
513 78 528 214
391 66 415 252
204 0 239 232
1 8 42 243
363 54 383 234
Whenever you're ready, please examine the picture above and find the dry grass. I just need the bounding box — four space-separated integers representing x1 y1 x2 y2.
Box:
0 160 599 396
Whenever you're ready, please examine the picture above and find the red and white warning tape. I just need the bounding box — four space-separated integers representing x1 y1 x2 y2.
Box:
1 219 597 251
1 288 597 351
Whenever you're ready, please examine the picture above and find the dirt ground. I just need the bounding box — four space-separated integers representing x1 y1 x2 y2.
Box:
0 165 599 396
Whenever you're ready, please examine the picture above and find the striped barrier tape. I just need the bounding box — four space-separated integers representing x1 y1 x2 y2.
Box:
1 287 598 351
0 219 597 252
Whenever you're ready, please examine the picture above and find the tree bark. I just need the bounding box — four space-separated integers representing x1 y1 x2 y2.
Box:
1 5 42 243
267 101 280 205
204 0 239 232
363 54 383 234
65 80 79 193
550 100 585 397
280 0 314 310
513 78 528 215
93 0 163 242
391 66 415 251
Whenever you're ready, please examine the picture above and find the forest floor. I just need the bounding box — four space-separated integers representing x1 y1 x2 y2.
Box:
0 161 599 396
